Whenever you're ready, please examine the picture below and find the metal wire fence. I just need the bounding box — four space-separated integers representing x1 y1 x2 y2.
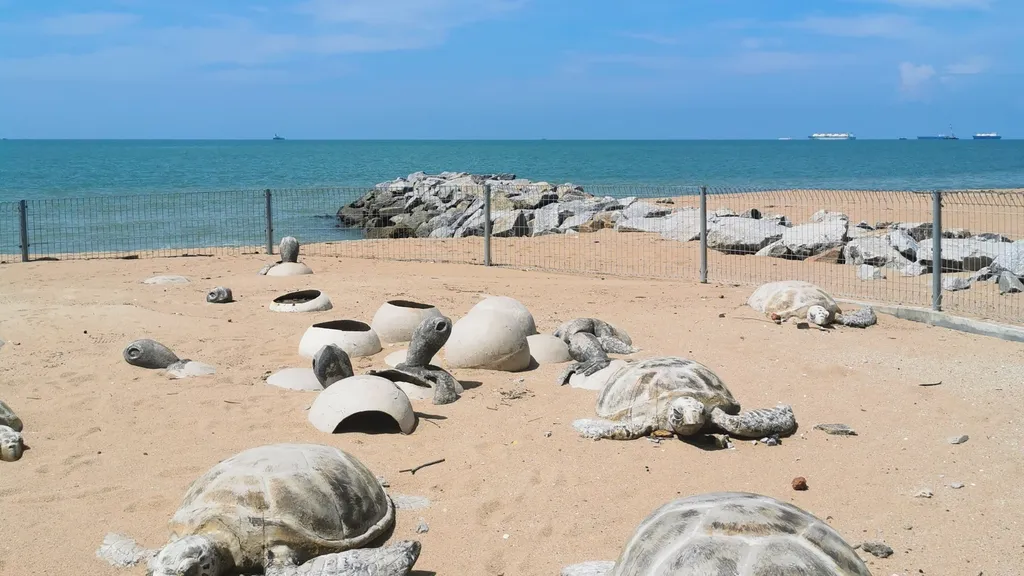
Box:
0 182 1021 325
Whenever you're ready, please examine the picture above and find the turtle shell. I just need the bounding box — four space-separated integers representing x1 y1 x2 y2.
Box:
747 280 841 323
594 357 740 429
609 492 871 575
166 443 393 570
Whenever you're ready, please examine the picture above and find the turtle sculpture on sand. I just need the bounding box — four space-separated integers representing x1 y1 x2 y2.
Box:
747 280 877 328
96 443 421 576
369 315 463 405
560 491 872 575
0 400 25 462
572 356 797 442
312 343 355 388
554 318 639 385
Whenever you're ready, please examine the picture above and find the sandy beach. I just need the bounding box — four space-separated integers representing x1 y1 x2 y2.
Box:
1 253 1022 575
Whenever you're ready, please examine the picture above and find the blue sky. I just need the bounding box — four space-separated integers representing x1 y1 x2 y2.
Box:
0 0 1020 139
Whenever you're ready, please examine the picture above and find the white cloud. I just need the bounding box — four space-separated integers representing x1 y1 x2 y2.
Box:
944 56 989 74
40 12 140 35
295 0 525 30
791 14 925 38
899 61 936 91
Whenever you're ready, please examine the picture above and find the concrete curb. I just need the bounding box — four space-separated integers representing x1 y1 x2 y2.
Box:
837 299 1024 343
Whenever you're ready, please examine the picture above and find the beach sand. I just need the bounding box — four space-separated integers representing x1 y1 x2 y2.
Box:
1 253 1023 575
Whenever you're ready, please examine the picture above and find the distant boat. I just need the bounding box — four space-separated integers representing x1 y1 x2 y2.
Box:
272 134 285 141
973 132 1002 140
917 125 958 140
808 132 855 140
898 137 908 140
778 137 792 140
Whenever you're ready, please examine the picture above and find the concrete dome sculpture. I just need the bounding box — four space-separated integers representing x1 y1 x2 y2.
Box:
308 374 417 435
266 343 355 392
269 289 333 313
258 236 314 276
445 305 533 372
470 295 537 336
526 334 571 364
298 320 383 359
370 300 444 344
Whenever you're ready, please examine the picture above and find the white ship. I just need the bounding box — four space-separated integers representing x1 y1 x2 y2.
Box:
808 132 856 140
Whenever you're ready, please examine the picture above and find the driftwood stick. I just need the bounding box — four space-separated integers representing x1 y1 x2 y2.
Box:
399 458 445 475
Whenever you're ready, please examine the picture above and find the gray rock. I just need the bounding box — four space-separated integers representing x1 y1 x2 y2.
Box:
998 271 1024 294
917 238 1004 272
779 219 849 258
428 225 455 238
492 210 530 237
533 203 569 235
511 190 558 210
740 208 762 219
888 229 920 261
809 209 849 223
622 201 671 220
712 208 738 218
857 265 885 280
415 519 429 534
899 262 928 276
975 232 1013 243
895 221 934 242
706 218 787 254
950 482 965 489
755 240 791 258
914 489 933 498
843 237 909 267
948 434 969 445
560 211 597 232
813 423 857 436
993 240 1024 276
861 542 893 558
942 277 972 292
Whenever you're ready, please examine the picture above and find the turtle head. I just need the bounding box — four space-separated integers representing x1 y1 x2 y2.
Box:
312 344 353 389
667 396 706 436
147 535 222 576
405 316 452 367
806 305 831 326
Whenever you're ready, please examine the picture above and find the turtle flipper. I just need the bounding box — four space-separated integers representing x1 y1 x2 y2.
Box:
95 533 157 568
596 335 638 355
393 364 462 405
265 540 421 576
709 405 797 439
836 307 877 328
558 358 610 386
561 561 616 576
572 418 650 440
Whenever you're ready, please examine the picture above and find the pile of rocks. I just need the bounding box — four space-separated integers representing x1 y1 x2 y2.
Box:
336 172 1024 295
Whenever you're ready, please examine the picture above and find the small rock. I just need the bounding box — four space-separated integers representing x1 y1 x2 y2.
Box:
948 434 969 445
942 276 972 292
914 489 933 498
998 271 1024 294
857 264 885 281
813 423 858 436
950 482 965 489
544 431 552 438
761 435 780 446
860 541 894 558
792 476 808 491
415 519 429 534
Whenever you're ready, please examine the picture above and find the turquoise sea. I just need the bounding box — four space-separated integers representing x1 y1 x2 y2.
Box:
1 139 1022 256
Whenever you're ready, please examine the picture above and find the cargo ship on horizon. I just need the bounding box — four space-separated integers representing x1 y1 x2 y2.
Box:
808 133 856 140
972 132 1002 140
918 125 958 140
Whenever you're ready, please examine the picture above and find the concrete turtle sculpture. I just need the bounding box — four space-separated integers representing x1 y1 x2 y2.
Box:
370 315 462 405
312 343 355 388
560 491 871 575
96 443 421 576
747 280 876 328
572 356 797 441
554 318 638 385
0 400 24 462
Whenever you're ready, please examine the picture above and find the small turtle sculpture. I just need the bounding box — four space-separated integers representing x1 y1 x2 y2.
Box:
370 316 462 405
123 339 215 378
748 280 877 328
259 236 306 275
572 356 796 441
560 491 871 575
554 318 639 385
0 401 24 462
312 343 354 388
206 286 233 304
96 443 421 576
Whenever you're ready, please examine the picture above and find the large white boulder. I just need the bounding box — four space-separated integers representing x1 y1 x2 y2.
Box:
297 320 382 359
527 334 571 364
445 308 532 371
469 295 537 336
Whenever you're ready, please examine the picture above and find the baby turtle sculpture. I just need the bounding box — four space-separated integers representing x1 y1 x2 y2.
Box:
259 236 313 276
0 401 24 462
205 286 233 304
370 316 462 405
560 491 871 575
572 356 796 441
554 318 639 385
96 443 422 576
123 339 215 379
312 343 354 388
748 280 877 328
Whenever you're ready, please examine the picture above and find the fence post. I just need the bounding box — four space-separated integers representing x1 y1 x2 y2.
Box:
264 189 274 255
18 199 29 262
699 186 708 283
483 184 492 266
931 190 942 311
